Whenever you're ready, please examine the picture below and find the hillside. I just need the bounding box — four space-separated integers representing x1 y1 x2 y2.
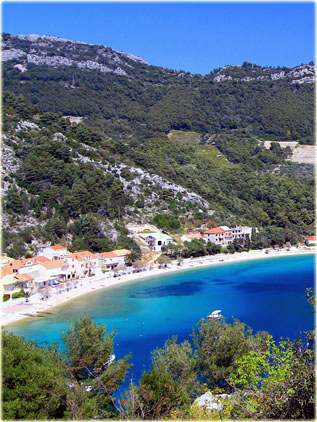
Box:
2 33 315 143
1 34 315 257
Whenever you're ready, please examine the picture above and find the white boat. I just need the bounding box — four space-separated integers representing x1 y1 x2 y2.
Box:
208 310 222 320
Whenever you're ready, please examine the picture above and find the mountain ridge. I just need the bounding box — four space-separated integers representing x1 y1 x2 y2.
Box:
2 33 314 144
2 33 315 81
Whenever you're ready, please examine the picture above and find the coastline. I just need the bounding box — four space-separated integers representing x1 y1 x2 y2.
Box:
2 247 315 328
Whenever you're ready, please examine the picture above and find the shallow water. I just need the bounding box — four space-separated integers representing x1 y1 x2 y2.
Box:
9 254 315 380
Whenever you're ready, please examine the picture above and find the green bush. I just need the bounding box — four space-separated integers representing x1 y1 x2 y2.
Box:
3 294 10 302
12 289 25 299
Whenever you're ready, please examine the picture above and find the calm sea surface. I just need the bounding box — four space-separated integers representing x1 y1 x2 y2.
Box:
8 254 315 380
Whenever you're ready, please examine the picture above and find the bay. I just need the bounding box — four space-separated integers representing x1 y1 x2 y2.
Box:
8 254 315 380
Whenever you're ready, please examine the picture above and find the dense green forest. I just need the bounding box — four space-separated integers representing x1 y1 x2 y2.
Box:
2 33 315 143
2 90 315 257
3 303 315 420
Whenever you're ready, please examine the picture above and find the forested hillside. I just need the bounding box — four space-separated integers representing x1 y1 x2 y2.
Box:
2 33 315 142
1 33 315 257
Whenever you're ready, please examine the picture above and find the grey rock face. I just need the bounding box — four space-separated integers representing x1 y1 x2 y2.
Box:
3 33 149 76
193 391 231 412
212 64 314 84
117 50 149 65
2 48 26 61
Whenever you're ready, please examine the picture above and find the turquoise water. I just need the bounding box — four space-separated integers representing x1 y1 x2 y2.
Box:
8 255 315 380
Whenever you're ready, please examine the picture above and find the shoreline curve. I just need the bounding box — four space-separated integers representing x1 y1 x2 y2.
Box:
2 247 315 328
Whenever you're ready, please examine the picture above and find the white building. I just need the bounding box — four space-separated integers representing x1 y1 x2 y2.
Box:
232 226 257 241
202 228 225 244
74 251 100 276
39 245 69 260
64 253 86 278
38 259 69 283
97 251 121 270
139 233 174 252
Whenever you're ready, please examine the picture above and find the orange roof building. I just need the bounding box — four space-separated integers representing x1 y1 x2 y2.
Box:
1 266 15 278
15 273 34 282
76 251 98 259
99 251 117 258
203 228 225 234
39 259 69 269
32 255 51 263
65 253 85 261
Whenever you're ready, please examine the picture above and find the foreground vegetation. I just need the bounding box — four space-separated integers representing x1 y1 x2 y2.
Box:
3 291 315 420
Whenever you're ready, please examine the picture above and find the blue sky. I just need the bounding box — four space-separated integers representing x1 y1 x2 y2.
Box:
2 1 315 75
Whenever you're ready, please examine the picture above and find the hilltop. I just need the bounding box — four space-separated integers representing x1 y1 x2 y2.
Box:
2 33 315 143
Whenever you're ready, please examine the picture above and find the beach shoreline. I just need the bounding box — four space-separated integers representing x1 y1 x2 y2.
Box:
2 247 315 328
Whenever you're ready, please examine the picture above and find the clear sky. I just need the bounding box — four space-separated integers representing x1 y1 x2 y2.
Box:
2 1 315 75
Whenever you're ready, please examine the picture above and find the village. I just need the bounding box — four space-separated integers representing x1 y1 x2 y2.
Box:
1 223 315 307
1 223 254 301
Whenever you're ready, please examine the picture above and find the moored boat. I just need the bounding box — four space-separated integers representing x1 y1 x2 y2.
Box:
208 310 222 320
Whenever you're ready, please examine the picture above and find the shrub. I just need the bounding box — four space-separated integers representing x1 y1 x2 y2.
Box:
12 289 25 299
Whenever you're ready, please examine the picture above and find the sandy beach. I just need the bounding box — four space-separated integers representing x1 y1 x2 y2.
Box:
2 247 315 327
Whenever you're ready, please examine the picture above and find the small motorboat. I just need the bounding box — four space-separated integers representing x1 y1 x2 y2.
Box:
208 310 222 320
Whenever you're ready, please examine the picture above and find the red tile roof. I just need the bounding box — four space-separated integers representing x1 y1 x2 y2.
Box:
99 252 117 258
76 251 98 259
15 273 34 281
7 257 50 268
1 266 15 278
7 260 26 269
306 236 316 241
50 245 67 250
40 259 68 269
203 228 225 234
32 255 50 263
65 253 84 261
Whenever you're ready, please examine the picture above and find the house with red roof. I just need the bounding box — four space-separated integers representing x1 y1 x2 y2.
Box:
1 266 34 298
5 257 41 278
202 227 225 244
64 253 86 278
36 259 69 288
97 251 120 270
202 225 257 246
1 266 16 297
72 251 100 276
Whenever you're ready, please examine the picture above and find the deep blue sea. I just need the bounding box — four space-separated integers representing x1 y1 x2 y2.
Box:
8 254 315 381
